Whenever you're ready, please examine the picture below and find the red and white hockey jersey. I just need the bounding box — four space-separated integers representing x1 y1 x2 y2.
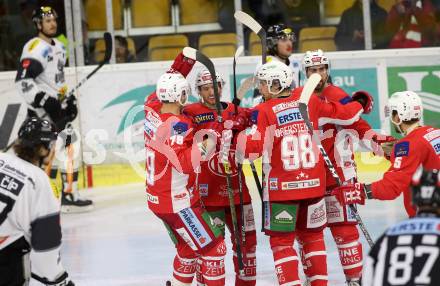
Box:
293 85 374 188
240 93 363 202
183 102 251 206
144 101 200 214
371 126 440 217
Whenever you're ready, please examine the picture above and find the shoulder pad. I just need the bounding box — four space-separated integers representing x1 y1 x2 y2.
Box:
21 38 50 63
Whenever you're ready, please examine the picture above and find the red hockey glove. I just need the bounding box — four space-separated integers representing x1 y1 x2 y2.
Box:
228 112 249 131
352 90 374 114
331 183 366 206
371 134 397 159
168 52 196 77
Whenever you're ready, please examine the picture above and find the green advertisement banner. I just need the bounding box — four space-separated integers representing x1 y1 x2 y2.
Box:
388 65 440 129
231 68 380 129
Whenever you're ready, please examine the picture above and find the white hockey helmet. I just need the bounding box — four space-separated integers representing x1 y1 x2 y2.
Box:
256 60 293 95
302 49 330 76
156 72 190 105
195 69 225 88
387 91 423 124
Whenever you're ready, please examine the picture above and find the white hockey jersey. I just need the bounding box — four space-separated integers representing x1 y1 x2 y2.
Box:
15 37 67 117
0 153 67 283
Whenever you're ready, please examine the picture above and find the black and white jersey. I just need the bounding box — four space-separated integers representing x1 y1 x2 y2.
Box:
364 216 440 286
0 153 67 284
15 37 67 118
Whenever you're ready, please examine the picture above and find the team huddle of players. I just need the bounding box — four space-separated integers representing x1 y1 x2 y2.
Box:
0 5 439 286
144 26 440 286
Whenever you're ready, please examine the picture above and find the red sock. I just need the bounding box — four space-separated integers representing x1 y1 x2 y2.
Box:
199 239 226 286
297 230 328 286
172 254 197 284
270 234 301 285
331 224 363 280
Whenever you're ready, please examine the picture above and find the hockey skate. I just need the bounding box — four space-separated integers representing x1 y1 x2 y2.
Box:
61 191 94 213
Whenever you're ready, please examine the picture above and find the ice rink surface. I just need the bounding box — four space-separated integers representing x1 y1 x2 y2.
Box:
61 175 407 286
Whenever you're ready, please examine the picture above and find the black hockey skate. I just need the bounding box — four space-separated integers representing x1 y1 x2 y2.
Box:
61 192 94 213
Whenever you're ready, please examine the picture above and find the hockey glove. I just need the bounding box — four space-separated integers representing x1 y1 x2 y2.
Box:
229 112 249 131
168 52 196 77
352 90 374 114
371 134 397 159
331 183 367 206
64 95 78 122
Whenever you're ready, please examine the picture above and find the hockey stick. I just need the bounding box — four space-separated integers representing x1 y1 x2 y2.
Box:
232 45 247 251
298 74 374 247
234 11 267 64
234 11 267 231
233 45 244 115
183 47 245 275
2 32 113 153
66 32 113 100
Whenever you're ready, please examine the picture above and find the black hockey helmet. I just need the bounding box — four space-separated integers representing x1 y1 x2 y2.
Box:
266 24 296 55
32 6 57 26
18 117 57 149
411 168 440 209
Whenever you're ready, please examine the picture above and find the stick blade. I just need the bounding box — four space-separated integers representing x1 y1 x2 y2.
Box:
299 73 321 104
234 11 263 35
103 32 113 63
234 45 244 61
183 47 197 60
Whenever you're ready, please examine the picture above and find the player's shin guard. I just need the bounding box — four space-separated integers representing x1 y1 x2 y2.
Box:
330 224 363 281
269 234 301 286
232 230 257 285
297 230 328 286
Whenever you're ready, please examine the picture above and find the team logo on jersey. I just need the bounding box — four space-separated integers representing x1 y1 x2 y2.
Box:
21 59 31 69
431 137 440 155
281 178 320 190
272 101 298 113
147 193 159 204
394 141 410 157
0 173 24 196
193 112 215 124
208 151 238 177
178 208 212 248
276 108 303 126
307 199 326 228
250 110 259 124
144 120 157 138
269 178 278 190
198 184 208 196
387 218 440 235
172 122 188 135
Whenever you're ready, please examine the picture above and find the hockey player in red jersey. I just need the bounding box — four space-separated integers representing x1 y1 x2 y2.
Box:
183 69 256 285
144 72 226 286
293 49 395 286
236 60 367 286
333 91 440 218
